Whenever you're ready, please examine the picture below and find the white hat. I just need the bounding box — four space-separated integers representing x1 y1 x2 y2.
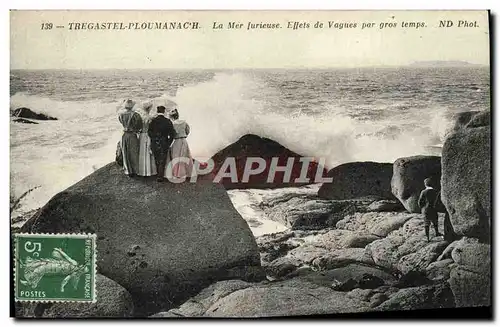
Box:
142 101 153 111
124 99 136 110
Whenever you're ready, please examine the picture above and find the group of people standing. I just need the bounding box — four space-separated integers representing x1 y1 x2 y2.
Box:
118 99 193 182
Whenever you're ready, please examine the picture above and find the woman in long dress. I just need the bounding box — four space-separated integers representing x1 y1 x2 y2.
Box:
165 109 194 179
137 101 157 177
118 99 142 177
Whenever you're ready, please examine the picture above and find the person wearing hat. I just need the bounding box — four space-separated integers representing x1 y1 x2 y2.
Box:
165 108 194 180
148 105 176 182
118 99 143 177
418 177 443 242
137 101 157 177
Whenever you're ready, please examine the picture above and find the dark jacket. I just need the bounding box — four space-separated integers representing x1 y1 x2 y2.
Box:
418 187 439 214
148 114 176 145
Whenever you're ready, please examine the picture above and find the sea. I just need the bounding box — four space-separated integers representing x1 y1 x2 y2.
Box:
10 67 490 235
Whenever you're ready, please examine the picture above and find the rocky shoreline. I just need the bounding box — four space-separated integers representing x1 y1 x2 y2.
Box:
13 110 491 318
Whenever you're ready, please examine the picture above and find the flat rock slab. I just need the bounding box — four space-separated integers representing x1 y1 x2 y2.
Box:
204 281 369 317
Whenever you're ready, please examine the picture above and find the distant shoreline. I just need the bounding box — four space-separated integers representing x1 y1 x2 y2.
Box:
10 65 489 73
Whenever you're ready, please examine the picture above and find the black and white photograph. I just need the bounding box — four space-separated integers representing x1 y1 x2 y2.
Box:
9 10 492 319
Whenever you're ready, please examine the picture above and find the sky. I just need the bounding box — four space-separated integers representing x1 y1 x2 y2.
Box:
10 10 490 69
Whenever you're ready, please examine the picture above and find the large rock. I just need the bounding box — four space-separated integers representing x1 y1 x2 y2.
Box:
318 162 395 200
22 163 264 316
204 280 369 317
449 267 491 307
366 216 447 273
210 134 327 189
42 275 134 317
449 111 481 132
441 124 491 242
260 193 369 230
336 212 418 238
11 107 57 120
425 259 454 282
375 283 455 311
448 241 491 307
397 241 449 274
157 280 254 317
311 248 375 270
367 200 405 212
466 111 490 128
13 118 39 124
160 278 371 317
16 274 134 318
391 155 442 213
449 110 490 132
297 264 397 289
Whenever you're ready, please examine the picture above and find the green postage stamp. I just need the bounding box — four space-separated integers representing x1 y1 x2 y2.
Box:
14 233 97 302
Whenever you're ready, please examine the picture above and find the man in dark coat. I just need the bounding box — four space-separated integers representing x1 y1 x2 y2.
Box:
148 106 176 182
418 177 443 242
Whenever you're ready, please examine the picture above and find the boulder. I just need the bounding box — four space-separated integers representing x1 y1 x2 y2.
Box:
210 134 327 189
425 259 454 281
375 283 455 311
449 111 481 132
285 245 331 266
340 234 381 248
297 264 396 289
204 281 369 317
369 293 389 308
466 111 490 128
367 199 405 212
264 256 303 278
22 163 264 316
450 242 490 273
396 241 449 274
13 118 38 124
336 212 418 238
448 241 491 307
16 275 134 318
449 266 491 307
394 270 432 288
260 194 364 230
11 107 57 120
42 275 134 318
441 125 491 242
366 217 446 273
305 229 359 251
391 155 442 213
436 237 479 261
318 162 395 200
256 231 298 263
161 280 254 317
311 248 375 270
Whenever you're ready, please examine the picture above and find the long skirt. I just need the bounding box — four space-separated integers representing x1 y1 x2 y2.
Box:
121 132 140 175
165 138 194 179
138 132 157 176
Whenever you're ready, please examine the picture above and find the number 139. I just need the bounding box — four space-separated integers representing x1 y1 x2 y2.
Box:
41 23 53 30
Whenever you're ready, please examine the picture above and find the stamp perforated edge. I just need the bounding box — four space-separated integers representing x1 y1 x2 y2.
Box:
13 232 97 304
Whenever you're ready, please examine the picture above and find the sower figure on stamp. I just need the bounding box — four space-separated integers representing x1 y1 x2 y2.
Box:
148 105 176 182
118 99 143 177
418 177 443 242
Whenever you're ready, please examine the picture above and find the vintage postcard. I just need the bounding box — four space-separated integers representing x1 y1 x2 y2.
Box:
10 10 491 318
